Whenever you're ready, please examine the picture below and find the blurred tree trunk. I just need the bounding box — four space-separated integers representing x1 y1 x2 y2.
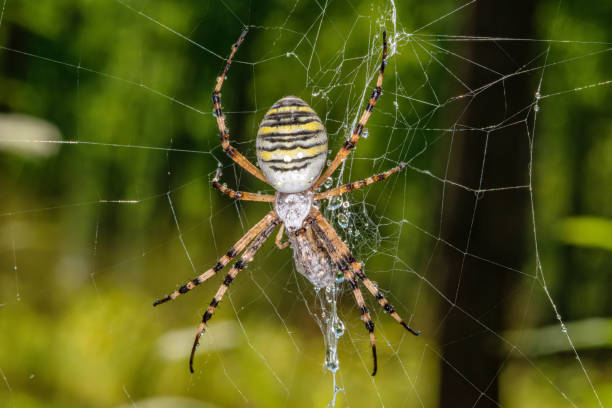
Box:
437 1 537 407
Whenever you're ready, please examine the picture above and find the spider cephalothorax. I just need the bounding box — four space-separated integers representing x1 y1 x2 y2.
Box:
154 27 420 376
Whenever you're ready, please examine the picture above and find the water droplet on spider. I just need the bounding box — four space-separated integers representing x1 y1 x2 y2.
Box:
342 201 349 209
329 196 342 210
283 155 292 163
337 213 349 229
222 182 228 188
297 152 304 159
212 110 217 118
362 128 369 138
327 160 332 167
324 178 333 189
335 272 345 283
334 320 345 337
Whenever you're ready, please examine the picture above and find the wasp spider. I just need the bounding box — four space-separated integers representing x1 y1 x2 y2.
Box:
154 28 420 376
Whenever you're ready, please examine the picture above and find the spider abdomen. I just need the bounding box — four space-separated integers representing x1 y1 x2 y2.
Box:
256 96 327 193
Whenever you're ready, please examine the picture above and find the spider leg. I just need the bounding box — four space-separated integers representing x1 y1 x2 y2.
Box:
315 162 407 201
308 209 378 376
312 31 387 189
350 261 421 336
212 166 275 203
153 211 278 306
274 223 290 249
310 207 420 374
190 215 280 372
213 28 268 184
311 208 420 335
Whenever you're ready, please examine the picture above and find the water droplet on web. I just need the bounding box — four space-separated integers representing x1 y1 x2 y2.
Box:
333 320 345 337
561 326 567 333
329 196 342 210
335 272 345 283
286 52 291 58
324 178 333 189
212 110 217 118
393 100 399 109
342 201 349 209
354 229 360 237
222 182 228 188
535 91 541 99
337 213 349 229
362 128 369 138
534 104 540 112
325 356 339 372
217 162 222 168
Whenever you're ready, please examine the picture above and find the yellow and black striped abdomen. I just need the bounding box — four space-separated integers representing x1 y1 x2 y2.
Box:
256 96 327 193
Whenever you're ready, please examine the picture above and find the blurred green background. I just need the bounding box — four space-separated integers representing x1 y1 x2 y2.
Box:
0 0 611 407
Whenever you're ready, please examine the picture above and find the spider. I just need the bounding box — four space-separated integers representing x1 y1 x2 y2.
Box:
154 27 420 376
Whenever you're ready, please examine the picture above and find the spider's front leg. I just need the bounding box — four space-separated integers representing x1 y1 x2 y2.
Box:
190 215 280 372
153 211 278 306
309 207 420 375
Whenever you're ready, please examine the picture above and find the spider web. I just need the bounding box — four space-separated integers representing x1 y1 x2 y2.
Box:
0 0 611 407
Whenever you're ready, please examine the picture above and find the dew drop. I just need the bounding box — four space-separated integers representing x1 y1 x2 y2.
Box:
561 327 567 333
334 320 345 337
329 196 342 210
362 128 369 139
342 201 350 209
335 272 345 283
535 91 541 99
327 160 332 167
324 178 333 189
297 152 304 159
325 356 339 372
337 213 349 229
534 104 540 112
283 155 291 162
